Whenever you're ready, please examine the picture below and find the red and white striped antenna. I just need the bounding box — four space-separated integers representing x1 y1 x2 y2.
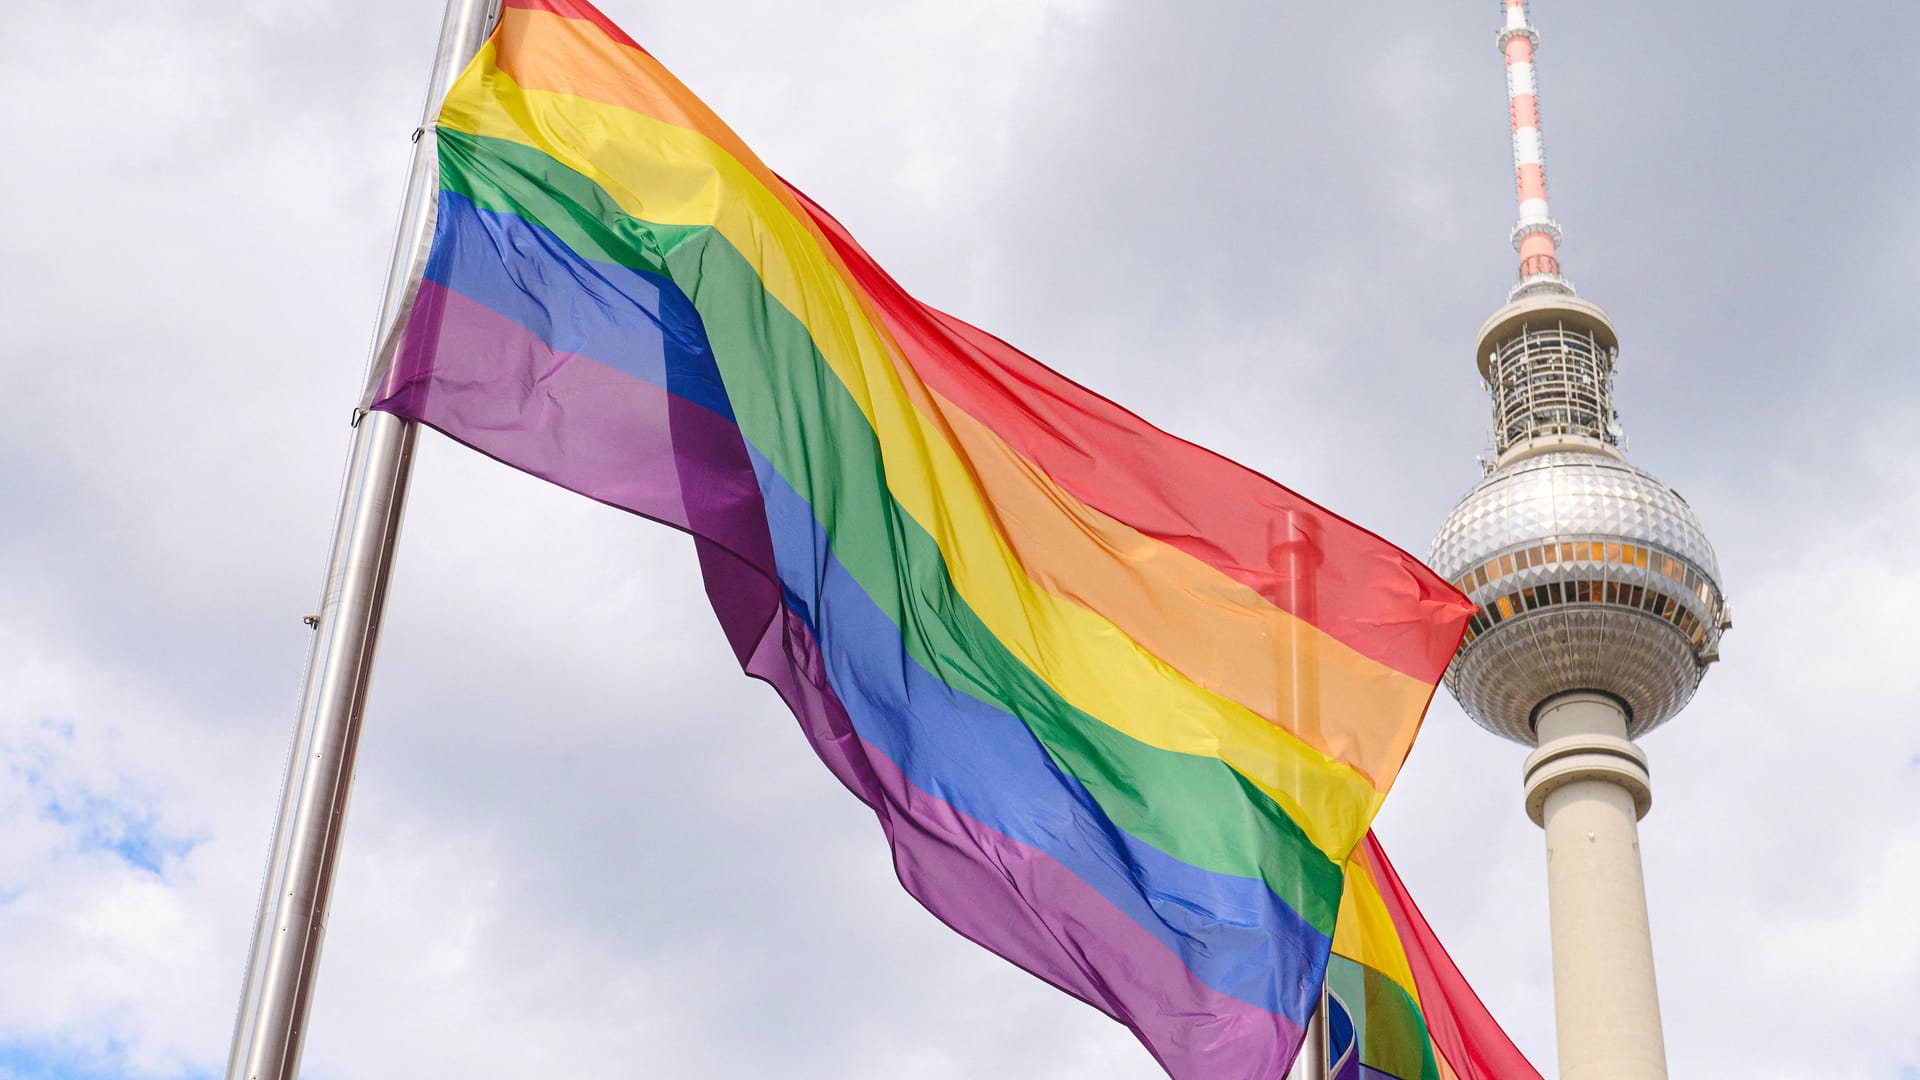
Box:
1501 0 1572 298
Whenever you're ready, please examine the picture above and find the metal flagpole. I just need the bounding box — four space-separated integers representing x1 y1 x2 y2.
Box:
224 2 499 1077
1284 527 1329 1080
1290 989 1329 1079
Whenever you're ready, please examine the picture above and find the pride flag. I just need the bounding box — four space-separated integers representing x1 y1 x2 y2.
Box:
369 1 1473 1072
1326 834 1541 1080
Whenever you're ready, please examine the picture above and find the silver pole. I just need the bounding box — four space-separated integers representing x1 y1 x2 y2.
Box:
1290 994 1329 1080
1285 532 1328 1080
224 3 498 1077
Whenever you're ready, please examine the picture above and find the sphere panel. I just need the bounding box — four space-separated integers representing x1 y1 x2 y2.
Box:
1430 452 1725 743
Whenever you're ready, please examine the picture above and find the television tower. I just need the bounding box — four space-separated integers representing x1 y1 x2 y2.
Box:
1428 3 1730 1078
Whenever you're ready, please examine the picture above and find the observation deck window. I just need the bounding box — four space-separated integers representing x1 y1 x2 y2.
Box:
1487 319 1618 453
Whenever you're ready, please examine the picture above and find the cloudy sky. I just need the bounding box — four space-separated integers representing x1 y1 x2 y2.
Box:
4 0 1918 1077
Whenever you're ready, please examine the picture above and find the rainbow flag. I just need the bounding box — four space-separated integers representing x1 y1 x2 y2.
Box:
368 1 1472 1072
1326 834 1542 1080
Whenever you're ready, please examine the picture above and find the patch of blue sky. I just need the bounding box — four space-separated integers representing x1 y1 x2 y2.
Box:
4 728 199 877
35 790 198 876
33 718 75 742
0 1039 213 1080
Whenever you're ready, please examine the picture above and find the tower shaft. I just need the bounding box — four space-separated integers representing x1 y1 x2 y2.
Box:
1524 694 1669 1079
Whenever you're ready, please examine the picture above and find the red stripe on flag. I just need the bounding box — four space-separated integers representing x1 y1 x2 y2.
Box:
500 0 648 53
1364 835 1543 1080
783 181 1472 682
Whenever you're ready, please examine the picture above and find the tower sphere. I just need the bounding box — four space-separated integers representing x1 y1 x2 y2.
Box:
1431 447 1727 744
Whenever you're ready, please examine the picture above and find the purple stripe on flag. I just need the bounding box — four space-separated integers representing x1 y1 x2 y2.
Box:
382 282 695 526
380 281 779 663
378 281 761 552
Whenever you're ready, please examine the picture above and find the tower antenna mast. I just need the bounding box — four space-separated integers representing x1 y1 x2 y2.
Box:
1501 0 1569 297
